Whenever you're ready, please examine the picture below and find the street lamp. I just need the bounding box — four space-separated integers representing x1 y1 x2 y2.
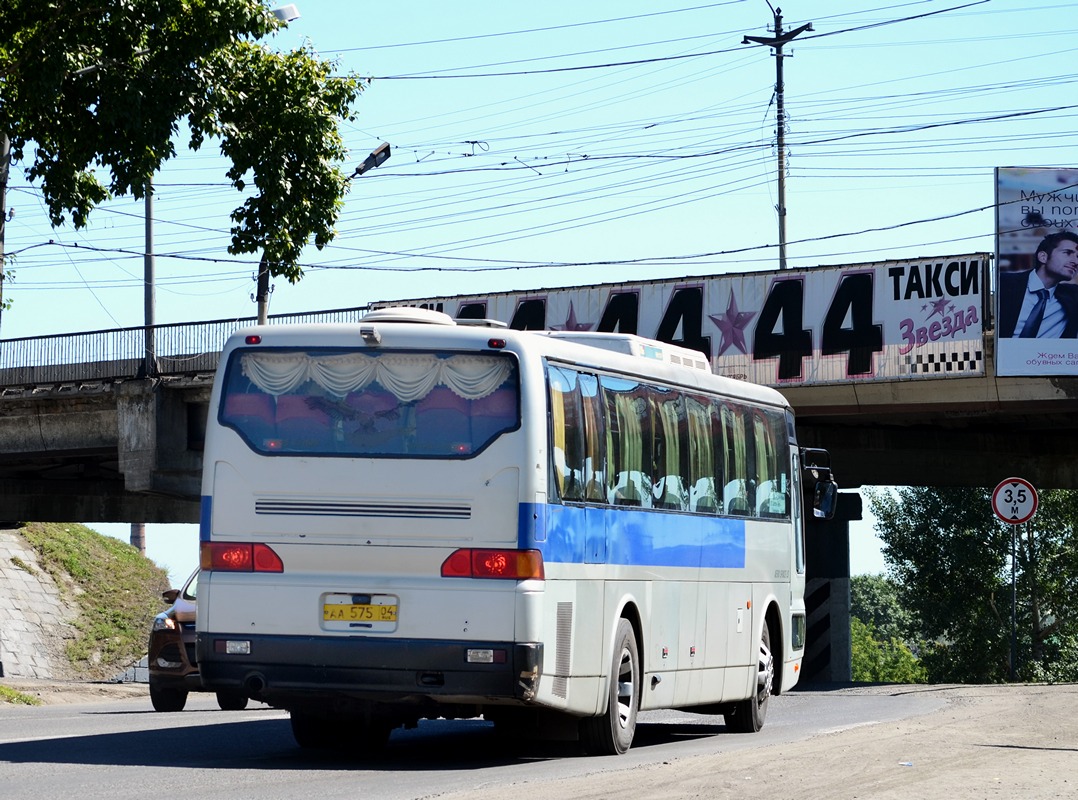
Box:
272 5 301 22
353 142 391 177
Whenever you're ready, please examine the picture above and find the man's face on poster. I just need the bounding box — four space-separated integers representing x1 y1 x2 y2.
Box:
1038 238 1078 285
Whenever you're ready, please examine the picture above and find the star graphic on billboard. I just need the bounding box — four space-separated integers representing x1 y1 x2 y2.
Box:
552 301 594 331
709 292 756 356
924 297 953 320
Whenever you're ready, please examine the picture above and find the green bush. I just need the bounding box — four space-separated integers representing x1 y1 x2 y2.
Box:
851 616 927 684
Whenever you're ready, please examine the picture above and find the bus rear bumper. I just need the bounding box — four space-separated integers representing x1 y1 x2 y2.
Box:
197 633 543 710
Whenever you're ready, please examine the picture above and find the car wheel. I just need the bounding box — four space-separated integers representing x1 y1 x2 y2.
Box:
150 684 188 712
216 690 249 711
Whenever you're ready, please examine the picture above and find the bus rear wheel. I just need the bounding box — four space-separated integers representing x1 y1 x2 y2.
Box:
216 690 249 711
290 711 392 754
580 618 640 755
725 621 773 733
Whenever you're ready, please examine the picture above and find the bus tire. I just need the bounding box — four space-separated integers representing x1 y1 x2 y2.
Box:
149 685 187 712
215 690 249 711
580 618 640 755
725 620 773 733
291 712 334 749
290 711 392 753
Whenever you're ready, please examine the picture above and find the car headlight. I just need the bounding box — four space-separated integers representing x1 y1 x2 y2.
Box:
152 615 179 632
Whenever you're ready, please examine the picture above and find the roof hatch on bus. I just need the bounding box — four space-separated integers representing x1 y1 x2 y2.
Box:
360 307 457 326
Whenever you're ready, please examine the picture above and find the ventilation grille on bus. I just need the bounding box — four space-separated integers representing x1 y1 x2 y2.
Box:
553 601 573 699
254 499 472 520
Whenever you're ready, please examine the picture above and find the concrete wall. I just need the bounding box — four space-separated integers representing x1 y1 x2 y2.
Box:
802 492 861 684
0 529 80 679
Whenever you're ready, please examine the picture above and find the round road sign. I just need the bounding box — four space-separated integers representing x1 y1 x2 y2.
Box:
992 477 1038 525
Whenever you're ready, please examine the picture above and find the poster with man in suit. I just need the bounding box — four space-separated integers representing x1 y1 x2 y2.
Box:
996 167 1078 376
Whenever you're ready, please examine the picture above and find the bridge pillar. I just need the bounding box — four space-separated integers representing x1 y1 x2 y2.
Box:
802 491 861 684
117 380 158 492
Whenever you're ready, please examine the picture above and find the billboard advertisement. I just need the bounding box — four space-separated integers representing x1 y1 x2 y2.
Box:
376 255 988 388
996 167 1078 376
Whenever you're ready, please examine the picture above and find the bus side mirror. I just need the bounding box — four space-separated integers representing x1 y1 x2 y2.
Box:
800 447 838 520
813 479 838 520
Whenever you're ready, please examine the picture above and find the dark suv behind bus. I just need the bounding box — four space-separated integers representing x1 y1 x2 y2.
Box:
148 569 249 712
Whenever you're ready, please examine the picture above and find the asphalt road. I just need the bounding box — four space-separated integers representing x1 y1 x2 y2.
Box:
0 687 945 800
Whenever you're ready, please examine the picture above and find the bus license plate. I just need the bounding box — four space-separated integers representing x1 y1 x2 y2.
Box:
322 594 398 632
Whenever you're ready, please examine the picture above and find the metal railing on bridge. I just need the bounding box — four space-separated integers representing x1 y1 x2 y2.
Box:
0 306 373 388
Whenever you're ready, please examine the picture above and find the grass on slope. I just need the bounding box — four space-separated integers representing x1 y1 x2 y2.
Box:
17 522 171 679
0 685 41 705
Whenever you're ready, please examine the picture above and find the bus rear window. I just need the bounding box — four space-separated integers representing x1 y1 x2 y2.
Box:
218 349 519 457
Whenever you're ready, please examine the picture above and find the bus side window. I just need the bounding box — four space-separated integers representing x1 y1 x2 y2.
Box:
720 401 752 516
651 388 686 511
548 366 585 501
578 373 607 503
754 408 791 518
725 483 750 516
686 395 719 514
601 376 652 508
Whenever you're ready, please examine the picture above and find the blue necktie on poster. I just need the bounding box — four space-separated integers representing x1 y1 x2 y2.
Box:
1019 289 1049 338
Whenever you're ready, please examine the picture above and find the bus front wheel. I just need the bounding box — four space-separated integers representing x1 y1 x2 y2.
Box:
580 618 640 755
725 621 773 733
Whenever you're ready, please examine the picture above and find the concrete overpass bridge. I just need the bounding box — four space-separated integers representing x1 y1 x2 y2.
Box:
1 305 1074 524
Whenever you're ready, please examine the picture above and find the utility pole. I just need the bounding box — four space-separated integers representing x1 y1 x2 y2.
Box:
743 5 812 270
256 254 272 325
143 175 157 376
0 134 7 678
0 133 10 333
130 522 146 556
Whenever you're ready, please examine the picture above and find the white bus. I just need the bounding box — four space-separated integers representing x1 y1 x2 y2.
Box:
196 307 836 755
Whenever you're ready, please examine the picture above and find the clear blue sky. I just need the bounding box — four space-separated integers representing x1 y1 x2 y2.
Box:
7 0 1072 581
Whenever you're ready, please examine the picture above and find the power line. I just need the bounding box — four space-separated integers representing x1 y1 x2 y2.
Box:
334 1 747 52
363 1 988 79
10 185 1064 283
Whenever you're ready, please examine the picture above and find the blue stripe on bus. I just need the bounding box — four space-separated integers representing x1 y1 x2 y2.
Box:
200 496 212 542
521 502 746 569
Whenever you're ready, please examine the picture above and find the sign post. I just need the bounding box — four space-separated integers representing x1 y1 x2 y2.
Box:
991 477 1039 681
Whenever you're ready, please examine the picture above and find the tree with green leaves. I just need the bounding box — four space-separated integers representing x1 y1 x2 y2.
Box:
0 0 363 316
851 573 918 644
867 486 1078 684
1017 489 1078 681
850 616 926 684
850 574 926 683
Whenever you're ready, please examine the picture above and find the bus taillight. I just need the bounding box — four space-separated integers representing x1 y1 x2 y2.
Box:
441 548 544 580
201 542 284 573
